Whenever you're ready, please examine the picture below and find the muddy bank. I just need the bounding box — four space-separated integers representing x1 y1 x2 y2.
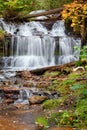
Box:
0 104 43 130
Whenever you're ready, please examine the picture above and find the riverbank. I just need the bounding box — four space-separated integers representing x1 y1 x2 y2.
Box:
0 60 87 129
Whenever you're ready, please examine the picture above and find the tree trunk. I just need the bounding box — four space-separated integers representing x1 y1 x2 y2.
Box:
9 8 63 21
81 18 87 48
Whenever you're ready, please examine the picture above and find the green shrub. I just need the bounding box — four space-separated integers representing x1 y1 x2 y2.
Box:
42 99 59 109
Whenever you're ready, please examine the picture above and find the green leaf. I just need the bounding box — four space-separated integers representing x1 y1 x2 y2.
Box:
70 84 85 90
81 89 87 98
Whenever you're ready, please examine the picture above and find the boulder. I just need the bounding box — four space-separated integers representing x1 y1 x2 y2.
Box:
29 95 48 105
2 87 19 94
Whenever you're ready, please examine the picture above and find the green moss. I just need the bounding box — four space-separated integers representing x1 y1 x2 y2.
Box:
42 99 59 110
0 29 5 35
70 84 85 91
47 85 58 91
85 66 87 70
0 29 5 42
57 79 74 94
0 51 3 57
68 72 80 79
54 50 59 55
52 80 59 84
43 71 60 77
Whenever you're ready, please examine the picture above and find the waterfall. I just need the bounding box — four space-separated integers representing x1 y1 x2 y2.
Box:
14 89 32 104
58 36 81 64
0 19 81 70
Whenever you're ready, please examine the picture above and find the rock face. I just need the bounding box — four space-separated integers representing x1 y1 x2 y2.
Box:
0 67 62 105
29 95 48 105
0 87 19 104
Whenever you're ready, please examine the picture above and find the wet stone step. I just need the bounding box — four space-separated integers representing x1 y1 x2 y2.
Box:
5 99 14 104
0 87 20 94
4 93 18 100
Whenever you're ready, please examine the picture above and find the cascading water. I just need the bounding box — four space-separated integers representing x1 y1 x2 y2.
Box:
58 36 80 64
0 19 81 70
14 88 33 104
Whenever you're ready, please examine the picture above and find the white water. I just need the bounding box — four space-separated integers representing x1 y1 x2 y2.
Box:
14 89 32 104
0 19 81 70
14 87 39 104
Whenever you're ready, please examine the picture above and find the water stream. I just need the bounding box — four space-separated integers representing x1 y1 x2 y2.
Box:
0 19 81 71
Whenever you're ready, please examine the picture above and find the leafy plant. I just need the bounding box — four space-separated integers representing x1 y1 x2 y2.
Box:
48 110 78 127
35 116 49 130
80 45 87 60
42 0 73 9
81 89 87 99
74 99 87 127
59 111 70 125
60 79 73 86
48 112 60 126
0 0 35 19
0 0 74 20
74 45 87 63
85 65 87 70
70 84 85 91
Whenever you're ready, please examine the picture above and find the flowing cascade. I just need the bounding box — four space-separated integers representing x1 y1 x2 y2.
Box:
0 19 81 70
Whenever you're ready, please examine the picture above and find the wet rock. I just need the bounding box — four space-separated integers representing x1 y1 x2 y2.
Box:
43 21 55 30
5 99 14 104
32 91 43 96
0 90 4 99
2 87 19 94
51 91 61 98
14 104 29 109
29 95 48 105
31 90 61 100
43 91 61 99
16 71 32 79
37 81 50 88
4 93 18 100
0 87 20 104
23 82 34 88
3 80 11 86
5 104 18 110
5 33 12 38
36 124 44 130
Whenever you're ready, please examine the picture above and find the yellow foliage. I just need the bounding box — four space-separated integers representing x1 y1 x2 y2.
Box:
62 0 87 34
